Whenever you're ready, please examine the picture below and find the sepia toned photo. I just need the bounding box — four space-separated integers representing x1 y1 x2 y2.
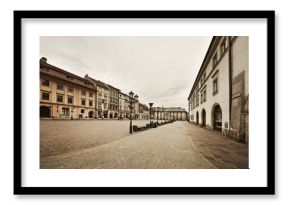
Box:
39 36 249 169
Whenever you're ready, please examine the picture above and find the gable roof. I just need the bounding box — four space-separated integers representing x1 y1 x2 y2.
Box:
40 58 96 91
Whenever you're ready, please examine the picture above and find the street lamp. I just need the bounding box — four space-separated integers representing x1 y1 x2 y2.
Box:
149 103 153 127
129 91 134 134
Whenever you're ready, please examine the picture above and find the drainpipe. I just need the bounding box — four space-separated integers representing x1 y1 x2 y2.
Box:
228 36 233 130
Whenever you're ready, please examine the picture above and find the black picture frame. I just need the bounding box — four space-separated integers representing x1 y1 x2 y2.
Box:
14 10 275 195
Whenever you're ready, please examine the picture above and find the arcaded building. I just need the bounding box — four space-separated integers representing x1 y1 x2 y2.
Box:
188 36 249 143
40 58 96 119
153 107 188 121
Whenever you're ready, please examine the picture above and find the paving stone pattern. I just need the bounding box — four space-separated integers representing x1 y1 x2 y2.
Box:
186 124 248 168
40 120 248 169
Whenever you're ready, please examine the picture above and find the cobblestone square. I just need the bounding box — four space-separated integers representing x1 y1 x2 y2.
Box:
40 120 248 169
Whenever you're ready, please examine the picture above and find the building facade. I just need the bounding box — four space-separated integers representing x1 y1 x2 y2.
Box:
153 107 188 121
138 103 150 120
40 58 96 119
119 92 127 119
133 94 139 119
124 94 130 118
187 36 249 143
108 85 120 119
85 75 109 118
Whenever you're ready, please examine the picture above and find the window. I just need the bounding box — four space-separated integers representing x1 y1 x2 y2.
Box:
62 107 70 116
89 100 93 107
67 96 73 104
213 53 218 67
81 99 86 106
57 95 63 103
68 86 73 93
203 89 207 102
220 38 226 55
196 96 199 107
57 83 63 90
81 109 85 114
201 93 203 104
81 90 86 96
213 78 218 95
89 92 93 97
42 92 49 100
42 79 50 86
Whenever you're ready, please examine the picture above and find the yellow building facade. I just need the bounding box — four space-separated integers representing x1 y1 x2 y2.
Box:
40 58 96 119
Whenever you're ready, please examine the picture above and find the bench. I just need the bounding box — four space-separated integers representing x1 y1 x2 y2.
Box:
137 126 147 131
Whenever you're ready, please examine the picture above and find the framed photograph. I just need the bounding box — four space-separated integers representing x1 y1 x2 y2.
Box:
14 10 275 195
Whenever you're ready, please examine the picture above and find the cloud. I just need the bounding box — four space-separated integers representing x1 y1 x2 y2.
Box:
40 36 212 109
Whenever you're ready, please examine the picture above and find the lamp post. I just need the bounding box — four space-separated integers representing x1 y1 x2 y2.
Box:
149 103 153 127
129 91 134 134
157 107 159 124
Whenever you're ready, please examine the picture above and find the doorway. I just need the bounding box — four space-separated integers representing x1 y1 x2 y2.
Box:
89 111 94 118
202 109 206 127
40 106 51 118
212 104 222 132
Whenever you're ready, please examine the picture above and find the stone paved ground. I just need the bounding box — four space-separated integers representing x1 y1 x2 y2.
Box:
40 119 161 157
186 124 248 168
40 120 248 169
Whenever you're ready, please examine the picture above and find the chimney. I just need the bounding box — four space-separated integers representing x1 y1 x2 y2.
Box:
40 57 47 63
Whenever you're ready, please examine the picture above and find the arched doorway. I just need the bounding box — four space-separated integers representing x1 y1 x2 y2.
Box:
202 109 206 127
103 111 108 118
40 106 51 118
88 111 94 118
196 111 199 125
212 104 222 132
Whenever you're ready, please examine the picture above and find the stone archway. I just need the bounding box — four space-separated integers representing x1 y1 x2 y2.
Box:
40 106 51 118
212 104 222 132
88 111 94 118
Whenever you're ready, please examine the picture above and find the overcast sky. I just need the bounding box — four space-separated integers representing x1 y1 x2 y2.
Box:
40 36 212 109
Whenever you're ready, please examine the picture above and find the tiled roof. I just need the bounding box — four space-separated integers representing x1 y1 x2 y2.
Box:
40 58 96 91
